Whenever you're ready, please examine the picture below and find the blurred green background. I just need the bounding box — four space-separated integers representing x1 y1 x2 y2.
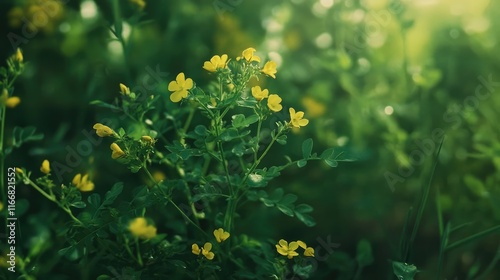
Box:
1 0 499 279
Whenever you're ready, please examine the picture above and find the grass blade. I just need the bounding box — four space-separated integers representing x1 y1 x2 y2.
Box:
446 225 500 252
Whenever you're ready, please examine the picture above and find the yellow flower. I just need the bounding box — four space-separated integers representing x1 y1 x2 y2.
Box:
251 86 268 101
5 96 20 108
0 201 3 211
302 96 326 118
93 123 115 137
130 0 146 10
141 135 154 144
213 228 230 243
119 83 130 96
40 160 50 174
203 54 228 72
72 173 95 192
15 48 23 62
239 47 261 62
262 61 277 79
289 108 309 128
276 239 299 259
192 243 201 255
15 167 23 174
128 217 157 240
110 143 125 159
201 242 215 260
168 72 193 102
297 240 315 257
267 94 282 112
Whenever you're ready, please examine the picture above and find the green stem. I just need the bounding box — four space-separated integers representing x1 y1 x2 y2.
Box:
26 178 84 225
143 165 207 237
135 238 143 266
254 115 262 162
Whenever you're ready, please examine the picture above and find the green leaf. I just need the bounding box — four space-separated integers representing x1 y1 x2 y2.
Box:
103 183 123 206
277 204 295 217
302 138 313 159
12 126 44 148
392 262 418 280
324 159 338 167
276 135 287 145
88 194 101 209
219 128 240 141
297 159 307 168
320 148 335 160
293 264 314 278
280 193 298 205
90 100 121 110
295 203 313 213
71 201 86 209
356 239 374 267
295 211 316 227
194 125 208 136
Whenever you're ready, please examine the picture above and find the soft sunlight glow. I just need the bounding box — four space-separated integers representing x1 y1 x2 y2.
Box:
320 0 334 9
315 33 332 49
80 0 98 19
384 106 394 115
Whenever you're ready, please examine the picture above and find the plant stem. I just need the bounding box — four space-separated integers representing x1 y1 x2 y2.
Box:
143 165 207 237
26 178 84 225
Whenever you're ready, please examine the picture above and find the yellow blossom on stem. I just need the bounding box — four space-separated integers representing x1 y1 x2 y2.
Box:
72 173 95 192
267 94 282 112
213 228 230 243
262 61 277 78
110 143 125 159
276 239 299 259
203 54 228 72
297 240 315 257
5 96 20 108
192 244 201 255
40 160 50 174
168 72 193 102
15 167 23 174
119 83 130 96
141 135 154 144
128 217 157 239
15 48 23 62
289 108 309 128
239 47 261 62
251 86 268 101
93 123 115 137
201 242 215 260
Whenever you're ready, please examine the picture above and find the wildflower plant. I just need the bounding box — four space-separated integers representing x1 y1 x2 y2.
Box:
11 48 345 279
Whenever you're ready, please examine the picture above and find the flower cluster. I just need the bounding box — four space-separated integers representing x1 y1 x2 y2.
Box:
275 239 315 259
72 173 95 192
128 217 157 239
167 47 309 128
192 228 230 261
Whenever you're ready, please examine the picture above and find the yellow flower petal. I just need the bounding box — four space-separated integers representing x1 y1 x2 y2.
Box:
15 48 23 62
304 247 315 257
40 159 50 174
251 86 269 101
192 244 201 255
262 61 277 78
110 143 125 159
5 96 21 108
119 83 130 95
128 217 157 239
93 123 114 137
213 228 230 243
267 94 282 112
